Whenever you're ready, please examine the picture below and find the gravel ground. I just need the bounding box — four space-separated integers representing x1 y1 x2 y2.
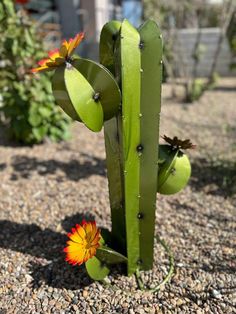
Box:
0 79 236 314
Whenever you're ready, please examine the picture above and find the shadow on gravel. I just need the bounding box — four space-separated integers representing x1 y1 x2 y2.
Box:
0 212 97 289
190 157 236 198
10 153 106 181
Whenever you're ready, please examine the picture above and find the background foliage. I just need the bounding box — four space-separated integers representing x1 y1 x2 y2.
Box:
143 0 235 102
0 0 71 144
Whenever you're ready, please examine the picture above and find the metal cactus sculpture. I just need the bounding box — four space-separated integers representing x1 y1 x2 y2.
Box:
32 20 193 287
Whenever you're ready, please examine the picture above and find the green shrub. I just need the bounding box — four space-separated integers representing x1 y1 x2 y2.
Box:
0 0 71 144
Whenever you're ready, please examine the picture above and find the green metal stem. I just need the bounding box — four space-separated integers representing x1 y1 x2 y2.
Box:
135 235 175 292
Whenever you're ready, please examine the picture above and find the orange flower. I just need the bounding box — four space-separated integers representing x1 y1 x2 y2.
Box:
31 32 84 73
64 220 101 266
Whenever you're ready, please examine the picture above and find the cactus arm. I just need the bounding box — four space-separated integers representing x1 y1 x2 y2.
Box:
138 20 163 270
100 21 126 253
100 20 122 74
120 20 142 275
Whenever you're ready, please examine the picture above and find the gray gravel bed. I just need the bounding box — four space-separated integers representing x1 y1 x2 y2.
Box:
0 79 235 313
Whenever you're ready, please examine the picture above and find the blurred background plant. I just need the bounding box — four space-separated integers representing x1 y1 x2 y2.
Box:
227 10 236 70
143 0 235 102
0 0 71 144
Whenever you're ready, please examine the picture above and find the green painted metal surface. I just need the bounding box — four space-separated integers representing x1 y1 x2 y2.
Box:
100 19 163 275
72 58 121 121
100 20 122 74
52 66 80 121
103 117 126 253
96 246 127 264
100 21 126 254
85 256 110 280
64 64 103 132
120 20 141 275
138 20 163 270
158 145 191 195
52 64 104 132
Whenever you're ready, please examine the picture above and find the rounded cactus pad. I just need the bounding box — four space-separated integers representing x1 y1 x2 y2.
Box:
52 63 104 132
157 145 191 195
52 59 121 131
72 58 121 121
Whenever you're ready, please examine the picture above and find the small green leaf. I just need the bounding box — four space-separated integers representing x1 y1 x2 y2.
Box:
32 125 48 141
96 246 127 265
85 256 110 281
38 107 52 118
28 113 42 127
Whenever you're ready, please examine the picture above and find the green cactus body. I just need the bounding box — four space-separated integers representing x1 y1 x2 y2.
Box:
100 21 126 255
120 20 142 275
100 19 163 275
138 20 162 270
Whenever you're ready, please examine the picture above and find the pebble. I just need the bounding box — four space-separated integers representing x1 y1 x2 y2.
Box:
211 289 222 299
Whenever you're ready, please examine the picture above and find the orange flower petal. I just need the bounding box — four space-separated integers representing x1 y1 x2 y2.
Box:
91 230 101 246
38 58 50 66
67 32 84 57
84 221 93 236
31 66 55 73
48 48 60 61
59 45 68 58
76 224 86 239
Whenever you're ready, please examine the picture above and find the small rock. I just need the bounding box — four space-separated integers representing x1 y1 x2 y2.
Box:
211 289 221 299
42 298 48 307
72 304 78 311
82 290 88 298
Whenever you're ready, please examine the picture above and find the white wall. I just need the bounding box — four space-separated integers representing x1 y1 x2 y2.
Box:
95 0 110 41
175 28 235 77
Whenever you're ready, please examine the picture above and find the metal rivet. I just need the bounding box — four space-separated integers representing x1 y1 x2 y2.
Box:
137 212 143 219
136 144 143 152
139 41 144 49
124 170 127 174
112 33 118 41
137 195 141 198
140 69 143 73
160 60 163 64
93 92 100 102
170 168 176 175
159 34 162 39
66 62 73 69
139 113 143 118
